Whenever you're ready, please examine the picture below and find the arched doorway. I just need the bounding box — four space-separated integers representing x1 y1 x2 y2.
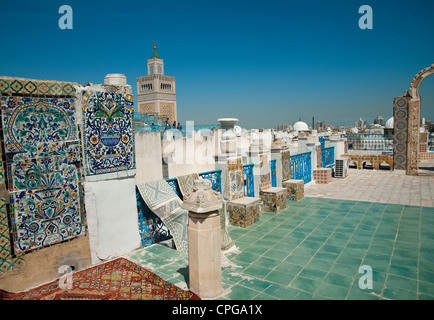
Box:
393 63 434 175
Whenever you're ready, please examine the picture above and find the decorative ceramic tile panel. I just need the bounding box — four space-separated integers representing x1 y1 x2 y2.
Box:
0 77 75 96
0 144 25 272
259 188 286 213
283 179 304 201
0 95 84 255
259 154 271 191
281 150 291 181
227 198 261 228
82 91 135 176
316 145 322 168
1 97 77 158
393 96 409 170
227 157 244 201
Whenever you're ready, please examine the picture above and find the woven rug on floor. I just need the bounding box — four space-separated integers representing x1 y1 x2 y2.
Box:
176 174 235 251
0 258 200 300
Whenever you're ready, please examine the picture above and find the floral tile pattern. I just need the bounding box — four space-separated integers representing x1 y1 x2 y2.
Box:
81 91 135 176
0 95 85 256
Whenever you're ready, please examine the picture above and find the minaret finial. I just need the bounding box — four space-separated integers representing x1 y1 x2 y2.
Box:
154 41 156 50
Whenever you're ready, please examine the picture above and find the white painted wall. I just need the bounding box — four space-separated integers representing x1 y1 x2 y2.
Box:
162 133 215 178
135 131 163 184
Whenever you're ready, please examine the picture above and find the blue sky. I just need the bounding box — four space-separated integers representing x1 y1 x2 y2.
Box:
1 0 433 129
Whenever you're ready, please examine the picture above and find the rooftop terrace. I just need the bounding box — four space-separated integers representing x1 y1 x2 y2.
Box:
122 161 434 300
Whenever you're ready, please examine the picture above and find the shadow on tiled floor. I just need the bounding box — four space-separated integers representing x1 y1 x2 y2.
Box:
125 197 434 300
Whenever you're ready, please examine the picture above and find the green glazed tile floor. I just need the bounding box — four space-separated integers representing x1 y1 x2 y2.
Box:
125 197 434 300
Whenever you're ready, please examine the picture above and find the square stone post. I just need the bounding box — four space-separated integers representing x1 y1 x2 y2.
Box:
271 137 289 188
181 179 223 299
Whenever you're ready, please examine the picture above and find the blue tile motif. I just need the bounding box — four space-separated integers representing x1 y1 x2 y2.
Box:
0 96 84 255
82 91 135 176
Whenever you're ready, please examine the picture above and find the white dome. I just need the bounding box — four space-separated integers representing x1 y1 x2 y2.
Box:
293 121 309 132
385 117 394 129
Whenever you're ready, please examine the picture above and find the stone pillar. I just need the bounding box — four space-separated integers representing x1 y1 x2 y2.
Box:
181 179 223 299
248 133 270 198
407 98 420 175
271 137 289 187
393 95 410 172
329 135 340 162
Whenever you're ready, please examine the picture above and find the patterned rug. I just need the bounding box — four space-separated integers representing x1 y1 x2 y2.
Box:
176 173 234 251
0 258 200 300
137 180 189 254
176 173 199 198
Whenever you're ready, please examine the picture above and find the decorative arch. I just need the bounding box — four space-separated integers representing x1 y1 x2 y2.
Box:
393 63 434 175
409 63 434 98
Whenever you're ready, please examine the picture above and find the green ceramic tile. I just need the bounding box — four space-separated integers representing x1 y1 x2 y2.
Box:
315 282 350 300
420 253 434 264
336 255 363 267
367 245 393 256
274 261 303 274
290 231 309 240
252 292 277 300
382 286 417 300
322 244 344 255
346 289 380 300
341 248 366 259
306 258 334 272
264 284 302 300
298 267 328 281
299 240 324 251
226 284 262 300
264 270 296 286
314 250 339 262
394 248 419 260
290 276 320 294
386 274 417 292
243 264 272 279
243 245 269 256
388 265 418 280
234 251 261 264
390 256 418 269
284 253 313 266
291 246 317 257
238 278 273 292
263 248 289 261
419 281 434 297
306 234 329 243
254 239 281 248
324 272 355 287
419 269 434 283
346 241 370 251
331 263 359 277
254 256 282 269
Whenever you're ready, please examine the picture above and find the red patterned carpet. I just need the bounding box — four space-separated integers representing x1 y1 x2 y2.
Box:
0 258 200 300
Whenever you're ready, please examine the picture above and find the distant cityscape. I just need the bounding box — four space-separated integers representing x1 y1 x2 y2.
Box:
276 115 434 134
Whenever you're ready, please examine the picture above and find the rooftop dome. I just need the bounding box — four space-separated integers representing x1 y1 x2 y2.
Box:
385 117 394 129
293 121 309 132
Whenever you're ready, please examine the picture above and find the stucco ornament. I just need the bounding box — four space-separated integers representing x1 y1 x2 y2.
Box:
181 179 222 213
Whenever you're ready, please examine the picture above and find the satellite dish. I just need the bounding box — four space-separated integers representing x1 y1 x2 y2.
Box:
234 125 242 135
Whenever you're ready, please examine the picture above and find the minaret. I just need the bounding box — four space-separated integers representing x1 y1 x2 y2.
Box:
136 42 177 124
